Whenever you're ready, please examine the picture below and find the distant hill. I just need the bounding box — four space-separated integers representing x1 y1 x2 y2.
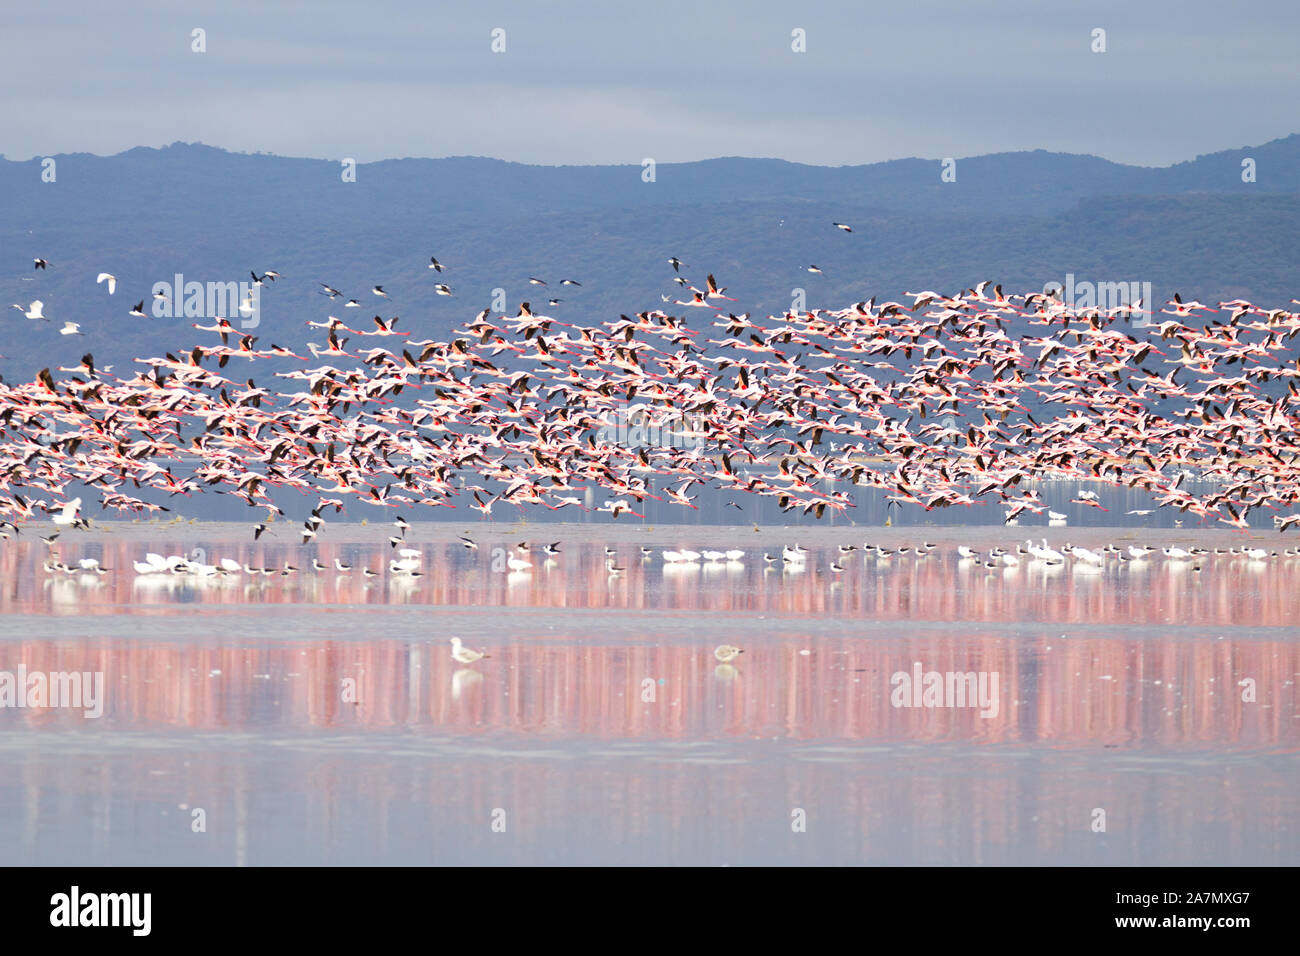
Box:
1 136 1298 381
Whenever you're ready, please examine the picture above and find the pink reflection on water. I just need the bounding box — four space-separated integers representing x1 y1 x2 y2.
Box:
0 635 1293 752
4 538 1300 626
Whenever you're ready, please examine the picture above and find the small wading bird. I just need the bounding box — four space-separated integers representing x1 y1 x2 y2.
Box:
450 637 488 664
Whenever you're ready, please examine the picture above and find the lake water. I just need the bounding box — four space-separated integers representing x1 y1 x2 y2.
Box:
1 523 1296 865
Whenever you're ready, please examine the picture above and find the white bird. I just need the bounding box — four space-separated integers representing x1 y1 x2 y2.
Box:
219 558 242 573
96 273 117 295
714 644 744 663
1163 547 1191 560
51 497 82 527
60 322 83 336
1029 539 1064 562
507 555 532 572
132 552 171 574
1048 510 1067 522
12 300 44 319
724 549 745 561
701 550 726 562
450 637 488 664
957 545 980 559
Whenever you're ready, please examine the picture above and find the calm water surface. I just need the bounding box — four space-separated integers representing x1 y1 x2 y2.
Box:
1 524 1296 865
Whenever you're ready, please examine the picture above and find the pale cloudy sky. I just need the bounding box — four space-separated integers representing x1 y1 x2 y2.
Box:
2 0 1296 167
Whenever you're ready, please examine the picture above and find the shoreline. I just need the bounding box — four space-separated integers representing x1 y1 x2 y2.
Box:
16 520 1291 548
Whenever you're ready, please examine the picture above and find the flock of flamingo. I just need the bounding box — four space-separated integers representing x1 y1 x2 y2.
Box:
5 250 1300 540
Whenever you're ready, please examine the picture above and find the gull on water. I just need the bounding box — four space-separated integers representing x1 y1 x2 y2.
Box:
450 637 489 664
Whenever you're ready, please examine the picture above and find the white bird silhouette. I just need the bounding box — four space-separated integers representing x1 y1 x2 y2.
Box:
450 637 488 664
51 497 83 527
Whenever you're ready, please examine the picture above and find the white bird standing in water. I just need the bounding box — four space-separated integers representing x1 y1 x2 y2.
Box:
1028 539 1065 562
714 644 744 662
450 637 488 664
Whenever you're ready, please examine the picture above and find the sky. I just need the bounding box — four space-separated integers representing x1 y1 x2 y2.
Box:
2 0 1297 168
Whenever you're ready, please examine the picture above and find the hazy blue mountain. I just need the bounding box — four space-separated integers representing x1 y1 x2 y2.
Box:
1 136 1297 382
